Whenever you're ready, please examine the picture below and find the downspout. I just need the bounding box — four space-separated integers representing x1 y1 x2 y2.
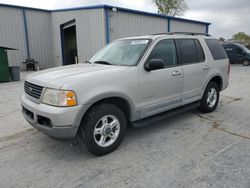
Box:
22 9 30 59
105 8 110 44
206 25 209 34
168 18 171 32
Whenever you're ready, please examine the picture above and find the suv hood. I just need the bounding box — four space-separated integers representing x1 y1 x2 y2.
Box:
26 64 122 89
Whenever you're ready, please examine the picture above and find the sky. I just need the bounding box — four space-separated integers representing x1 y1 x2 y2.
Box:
0 0 249 39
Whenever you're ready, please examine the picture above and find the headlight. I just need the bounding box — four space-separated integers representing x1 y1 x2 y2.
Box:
42 88 77 107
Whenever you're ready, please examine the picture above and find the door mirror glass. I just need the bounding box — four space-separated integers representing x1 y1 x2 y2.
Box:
145 59 164 71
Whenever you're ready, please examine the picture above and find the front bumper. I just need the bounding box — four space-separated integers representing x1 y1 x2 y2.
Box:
21 94 82 138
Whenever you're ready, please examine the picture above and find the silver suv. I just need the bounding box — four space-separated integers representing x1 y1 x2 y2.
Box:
21 33 230 155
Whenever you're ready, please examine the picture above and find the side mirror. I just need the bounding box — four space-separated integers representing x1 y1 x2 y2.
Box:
145 59 164 71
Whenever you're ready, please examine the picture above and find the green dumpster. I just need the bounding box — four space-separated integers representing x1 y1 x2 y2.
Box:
0 46 17 82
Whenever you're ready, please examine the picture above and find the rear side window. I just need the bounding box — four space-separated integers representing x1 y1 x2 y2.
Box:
205 39 227 60
177 39 205 65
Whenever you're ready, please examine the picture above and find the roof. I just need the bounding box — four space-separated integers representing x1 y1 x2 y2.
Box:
0 3 211 26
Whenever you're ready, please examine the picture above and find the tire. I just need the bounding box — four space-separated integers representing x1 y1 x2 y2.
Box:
242 60 250 66
199 82 220 113
79 103 127 156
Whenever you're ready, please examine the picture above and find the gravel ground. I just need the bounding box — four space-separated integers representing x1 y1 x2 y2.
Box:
0 65 249 188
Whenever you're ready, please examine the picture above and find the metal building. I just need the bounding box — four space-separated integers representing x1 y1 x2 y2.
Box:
0 4 211 70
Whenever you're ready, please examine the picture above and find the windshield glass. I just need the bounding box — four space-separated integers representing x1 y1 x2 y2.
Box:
90 39 152 66
237 44 250 53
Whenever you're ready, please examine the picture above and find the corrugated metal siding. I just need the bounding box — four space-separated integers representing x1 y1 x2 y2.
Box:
110 11 167 41
0 7 27 68
0 5 209 70
51 9 106 66
25 10 54 69
170 20 206 33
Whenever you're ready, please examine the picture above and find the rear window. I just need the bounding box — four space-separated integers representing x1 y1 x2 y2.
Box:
205 39 227 60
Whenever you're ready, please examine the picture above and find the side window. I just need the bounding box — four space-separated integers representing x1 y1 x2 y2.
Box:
177 39 200 65
148 39 177 67
205 39 227 60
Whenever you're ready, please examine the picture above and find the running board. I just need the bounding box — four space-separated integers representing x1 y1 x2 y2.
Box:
131 101 200 128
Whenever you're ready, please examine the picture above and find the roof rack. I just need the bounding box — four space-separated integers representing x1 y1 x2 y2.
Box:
152 32 211 37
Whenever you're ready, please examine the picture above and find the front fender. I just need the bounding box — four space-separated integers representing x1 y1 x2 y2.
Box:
73 87 139 128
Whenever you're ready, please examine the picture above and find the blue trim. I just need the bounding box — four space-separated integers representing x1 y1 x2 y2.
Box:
168 18 171 32
53 5 106 12
105 8 110 44
22 9 30 59
0 3 211 26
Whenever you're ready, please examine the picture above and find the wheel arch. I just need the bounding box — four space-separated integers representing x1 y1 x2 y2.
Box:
209 76 223 91
74 93 136 133
85 96 132 122
202 74 223 97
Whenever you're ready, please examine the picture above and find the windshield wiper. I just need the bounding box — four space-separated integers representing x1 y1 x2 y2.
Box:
94 61 113 65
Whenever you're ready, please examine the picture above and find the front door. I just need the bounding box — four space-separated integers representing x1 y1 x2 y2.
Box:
139 39 183 118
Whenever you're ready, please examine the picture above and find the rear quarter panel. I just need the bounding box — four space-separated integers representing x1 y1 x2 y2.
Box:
200 38 229 92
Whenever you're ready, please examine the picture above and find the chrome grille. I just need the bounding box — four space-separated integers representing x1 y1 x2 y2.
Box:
24 81 43 99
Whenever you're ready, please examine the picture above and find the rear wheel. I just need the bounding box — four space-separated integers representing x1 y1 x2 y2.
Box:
242 60 250 66
79 103 127 156
199 82 219 113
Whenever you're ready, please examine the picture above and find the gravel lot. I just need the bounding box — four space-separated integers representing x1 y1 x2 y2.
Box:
0 65 249 188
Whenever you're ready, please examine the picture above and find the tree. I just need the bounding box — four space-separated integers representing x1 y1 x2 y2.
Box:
152 0 188 16
233 32 250 44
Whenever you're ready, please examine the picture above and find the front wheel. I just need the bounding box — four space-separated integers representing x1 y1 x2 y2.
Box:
79 103 127 156
199 82 219 113
242 60 250 66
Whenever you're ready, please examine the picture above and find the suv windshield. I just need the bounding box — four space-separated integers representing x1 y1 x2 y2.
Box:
90 39 152 66
237 44 250 53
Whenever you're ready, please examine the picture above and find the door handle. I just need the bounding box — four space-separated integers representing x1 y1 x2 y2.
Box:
172 71 181 76
203 65 210 70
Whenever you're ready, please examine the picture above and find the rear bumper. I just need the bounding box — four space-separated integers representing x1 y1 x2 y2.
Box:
21 94 82 138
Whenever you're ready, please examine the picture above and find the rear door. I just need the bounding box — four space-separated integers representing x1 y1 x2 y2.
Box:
176 39 208 105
